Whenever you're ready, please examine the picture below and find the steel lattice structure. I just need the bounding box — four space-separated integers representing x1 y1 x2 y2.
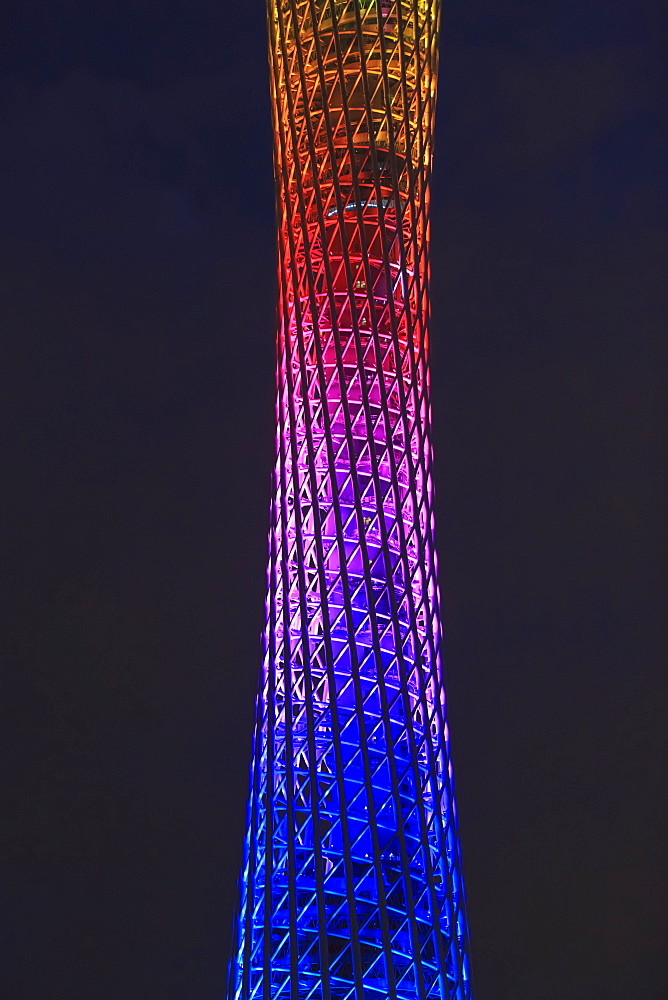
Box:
228 3 472 1000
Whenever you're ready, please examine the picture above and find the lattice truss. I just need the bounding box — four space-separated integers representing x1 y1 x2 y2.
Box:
229 3 472 1000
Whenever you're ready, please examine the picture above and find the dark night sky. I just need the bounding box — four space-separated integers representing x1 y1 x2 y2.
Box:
1 1 665 998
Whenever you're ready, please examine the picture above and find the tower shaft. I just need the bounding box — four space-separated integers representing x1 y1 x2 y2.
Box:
229 4 472 1000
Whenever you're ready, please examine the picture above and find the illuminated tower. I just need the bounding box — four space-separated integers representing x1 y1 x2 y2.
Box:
228 3 472 1000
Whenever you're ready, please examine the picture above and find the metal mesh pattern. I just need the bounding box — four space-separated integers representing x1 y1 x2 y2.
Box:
228 3 472 999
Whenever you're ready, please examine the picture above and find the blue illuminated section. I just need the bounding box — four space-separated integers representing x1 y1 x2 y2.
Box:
227 3 472 999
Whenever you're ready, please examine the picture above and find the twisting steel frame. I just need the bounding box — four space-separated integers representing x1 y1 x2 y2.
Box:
228 3 472 1000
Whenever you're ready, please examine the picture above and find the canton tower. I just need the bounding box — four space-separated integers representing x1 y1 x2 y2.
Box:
228 3 472 1000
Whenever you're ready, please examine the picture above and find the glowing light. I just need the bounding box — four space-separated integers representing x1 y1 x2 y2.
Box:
228 4 472 999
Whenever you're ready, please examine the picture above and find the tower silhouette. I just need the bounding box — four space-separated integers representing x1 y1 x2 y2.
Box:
228 3 472 1000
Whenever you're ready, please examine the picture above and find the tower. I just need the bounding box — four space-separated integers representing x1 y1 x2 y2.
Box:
228 3 472 1000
